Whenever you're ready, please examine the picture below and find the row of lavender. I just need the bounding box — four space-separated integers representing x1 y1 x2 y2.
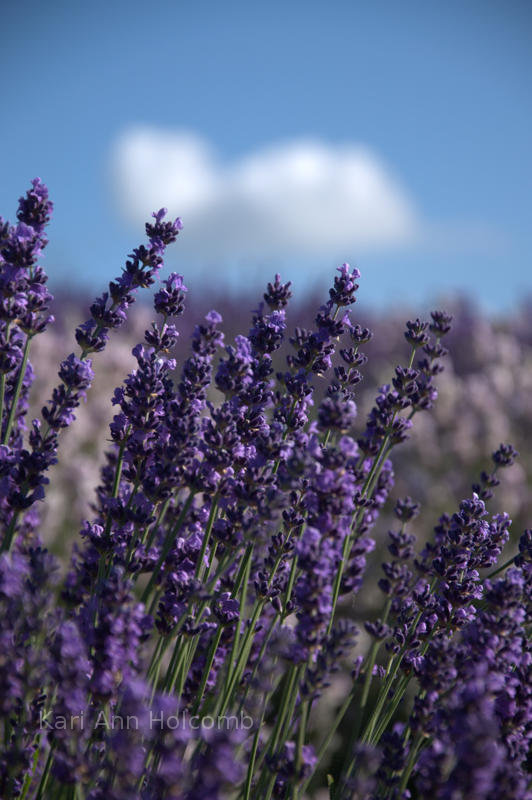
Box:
31 293 532 559
0 181 530 799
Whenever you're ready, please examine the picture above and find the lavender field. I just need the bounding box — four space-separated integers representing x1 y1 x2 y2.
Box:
0 181 531 799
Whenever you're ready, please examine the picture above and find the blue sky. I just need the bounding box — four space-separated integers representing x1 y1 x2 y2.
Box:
1 0 531 310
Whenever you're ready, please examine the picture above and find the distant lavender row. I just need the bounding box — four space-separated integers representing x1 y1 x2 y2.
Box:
0 181 530 799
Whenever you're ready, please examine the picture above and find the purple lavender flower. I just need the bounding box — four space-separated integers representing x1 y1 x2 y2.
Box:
2 207 182 552
0 545 58 796
268 740 317 797
0 181 54 542
414 561 531 799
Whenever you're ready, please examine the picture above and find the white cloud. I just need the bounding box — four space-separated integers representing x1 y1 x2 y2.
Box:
111 127 420 261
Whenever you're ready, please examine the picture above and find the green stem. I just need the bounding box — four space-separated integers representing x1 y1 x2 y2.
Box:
325 373 413 636
170 542 250 704
360 599 392 712
192 626 224 714
485 553 517 580
140 491 196 604
20 741 41 800
294 699 310 799
164 636 191 696
144 497 170 550
0 373 5 439
149 650 165 705
147 637 168 684
2 515 18 553
261 665 304 800
214 544 286 717
362 642 407 744
254 665 298 784
369 672 410 746
219 544 254 706
2 334 31 446
300 685 357 796
231 542 254 601
282 552 299 618
110 430 131 499
397 731 424 795
237 611 279 714
277 664 304 748
35 742 55 800
194 496 219 580
214 599 266 717
327 533 353 636
370 634 436 748
337 595 393 784
243 714 263 800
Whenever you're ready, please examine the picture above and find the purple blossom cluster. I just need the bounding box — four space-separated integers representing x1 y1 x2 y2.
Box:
0 180 530 799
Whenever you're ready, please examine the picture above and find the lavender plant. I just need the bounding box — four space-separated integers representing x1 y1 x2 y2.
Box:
0 181 530 799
